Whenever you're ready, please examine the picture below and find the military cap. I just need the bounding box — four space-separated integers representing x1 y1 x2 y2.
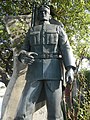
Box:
38 5 50 14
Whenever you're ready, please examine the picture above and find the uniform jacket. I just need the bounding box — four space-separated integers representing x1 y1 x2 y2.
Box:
21 23 75 82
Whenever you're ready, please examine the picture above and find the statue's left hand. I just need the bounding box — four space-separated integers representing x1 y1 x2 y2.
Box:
65 68 74 84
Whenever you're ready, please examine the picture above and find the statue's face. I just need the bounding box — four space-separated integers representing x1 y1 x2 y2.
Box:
38 7 50 22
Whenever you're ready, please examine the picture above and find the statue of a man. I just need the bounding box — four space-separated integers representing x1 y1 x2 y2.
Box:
15 5 76 120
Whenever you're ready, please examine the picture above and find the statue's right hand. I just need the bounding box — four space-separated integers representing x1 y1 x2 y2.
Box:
21 55 35 64
18 50 38 65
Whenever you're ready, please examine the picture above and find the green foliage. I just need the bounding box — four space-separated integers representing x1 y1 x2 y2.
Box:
51 0 90 60
7 16 31 49
0 19 13 71
75 69 90 120
0 0 32 15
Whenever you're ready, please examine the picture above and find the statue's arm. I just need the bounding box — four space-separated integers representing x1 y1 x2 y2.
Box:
18 29 38 64
18 29 31 64
58 26 76 84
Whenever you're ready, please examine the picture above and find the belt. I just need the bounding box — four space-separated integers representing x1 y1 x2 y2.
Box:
35 53 62 59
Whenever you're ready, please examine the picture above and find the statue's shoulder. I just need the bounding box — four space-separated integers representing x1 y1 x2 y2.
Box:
50 18 64 28
33 25 42 31
46 24 58 32
28 20 64 33
45 24 63 33
28 25 42 33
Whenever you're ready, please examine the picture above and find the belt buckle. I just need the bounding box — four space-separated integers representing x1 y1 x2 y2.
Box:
43 53 46 58
47 53 50 58
43 53 49 59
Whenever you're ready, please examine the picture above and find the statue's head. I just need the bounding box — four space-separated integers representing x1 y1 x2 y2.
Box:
38 5 50 22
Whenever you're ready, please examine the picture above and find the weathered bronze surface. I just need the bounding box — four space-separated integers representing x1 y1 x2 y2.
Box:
15 5 75 120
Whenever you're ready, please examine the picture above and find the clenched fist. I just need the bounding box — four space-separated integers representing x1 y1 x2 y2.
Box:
18 50 38 65
65 68 74 84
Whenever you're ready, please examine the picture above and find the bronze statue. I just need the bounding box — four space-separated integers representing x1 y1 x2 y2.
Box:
15 5 76 120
